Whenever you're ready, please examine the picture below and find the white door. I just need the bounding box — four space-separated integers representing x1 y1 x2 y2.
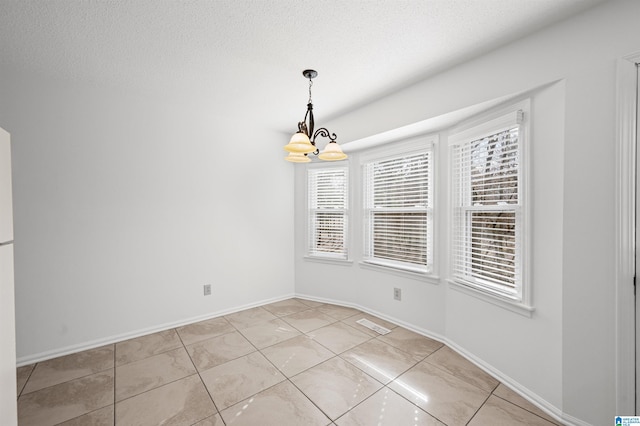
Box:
0 126 17 425
0 245 16 424
636 63 640 415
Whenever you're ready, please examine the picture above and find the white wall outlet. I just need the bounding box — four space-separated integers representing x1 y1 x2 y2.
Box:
203 284 212 296
394 287 401 301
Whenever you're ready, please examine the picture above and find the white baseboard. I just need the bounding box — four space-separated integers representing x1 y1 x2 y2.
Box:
443 340 570 426
16 293 295 366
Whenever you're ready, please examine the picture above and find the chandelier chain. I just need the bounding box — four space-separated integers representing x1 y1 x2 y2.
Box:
308 78 313 104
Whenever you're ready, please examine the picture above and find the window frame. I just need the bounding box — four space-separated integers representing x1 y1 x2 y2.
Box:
448 101 533 315
306 164 350 261
360 136 437 278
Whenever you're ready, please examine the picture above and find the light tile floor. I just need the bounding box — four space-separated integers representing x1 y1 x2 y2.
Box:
15 298 562 426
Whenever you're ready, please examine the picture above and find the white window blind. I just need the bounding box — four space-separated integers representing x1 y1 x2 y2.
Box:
364 149 433 272
308 167 348 259
450 111 523 298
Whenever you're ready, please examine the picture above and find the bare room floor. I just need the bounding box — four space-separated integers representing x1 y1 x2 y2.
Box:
16 298 559 425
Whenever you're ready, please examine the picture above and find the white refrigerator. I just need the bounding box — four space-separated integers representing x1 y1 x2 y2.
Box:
0 126 17 425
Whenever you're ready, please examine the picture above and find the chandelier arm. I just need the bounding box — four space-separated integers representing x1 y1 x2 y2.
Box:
307 103 315 140
312 127 338 143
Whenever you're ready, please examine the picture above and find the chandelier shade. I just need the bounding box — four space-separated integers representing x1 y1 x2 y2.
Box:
284 131 315 153
283 70 347 163
285 151 312 163
318 141 348 161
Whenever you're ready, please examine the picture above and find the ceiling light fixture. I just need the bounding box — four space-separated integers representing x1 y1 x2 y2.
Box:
284 69 347 163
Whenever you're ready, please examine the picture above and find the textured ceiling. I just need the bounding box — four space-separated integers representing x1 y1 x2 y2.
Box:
0 0 606 134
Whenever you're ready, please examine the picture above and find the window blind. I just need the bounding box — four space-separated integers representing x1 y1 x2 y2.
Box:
364 150 433 272
308 168 348 258
451 119 522 296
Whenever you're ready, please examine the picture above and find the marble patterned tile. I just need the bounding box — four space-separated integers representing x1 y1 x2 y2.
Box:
199 352 286 410
115 346 196 401
341 339 421 384
282 308 338 333
340 313 398 337
389 361 489 426
224 306 278 329
294 298 325 308
237 318 301 349
335 387 444 426
22 345 114 394
377 327 443 358
193 413 225 425
18 370 114 426
115 374 216 425
219 380 331 426
468 395 557 426
291 357 383 420
115 329 183 366
177 316 236 346
318 304 361 320
425 346 499 392
57 405 114 426
12 302 526 425
261 298 310 316
492 384 561 425
307 322 371 354
186 330 256 372
16 363 35 395
261 334 334 377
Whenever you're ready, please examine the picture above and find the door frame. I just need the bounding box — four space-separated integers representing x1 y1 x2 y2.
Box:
616 51 640 415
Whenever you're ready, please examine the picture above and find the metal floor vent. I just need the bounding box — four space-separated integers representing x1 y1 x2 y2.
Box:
356 318 391 335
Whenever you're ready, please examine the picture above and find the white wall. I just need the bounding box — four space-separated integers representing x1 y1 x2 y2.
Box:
0 71 295 362
0 1 635 424
294 1 639 425
296 80 565 409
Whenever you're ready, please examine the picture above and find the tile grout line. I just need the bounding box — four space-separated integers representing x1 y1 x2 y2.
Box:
491 393 561 426
271 324 345 425
243 313 366 424
284 375 334 423
465 389 494 425
16 363 36 400
207 310 292 422
337 342 449 425
420 344 500 395
174 326 222 425
319 321 498 425
115 342 182 366
215 311 296 422
19 346 115 397
287 322 384 424
131 306 336 424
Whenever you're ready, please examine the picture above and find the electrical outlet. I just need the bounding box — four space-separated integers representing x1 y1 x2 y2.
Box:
394 287 401 301
203 284 212 296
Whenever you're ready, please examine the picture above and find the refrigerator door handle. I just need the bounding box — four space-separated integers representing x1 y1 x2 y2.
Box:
0 241 13 246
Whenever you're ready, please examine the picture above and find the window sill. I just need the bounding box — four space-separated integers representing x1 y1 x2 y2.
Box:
447 279 535 317
304 255 354 267
359 261 440 284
